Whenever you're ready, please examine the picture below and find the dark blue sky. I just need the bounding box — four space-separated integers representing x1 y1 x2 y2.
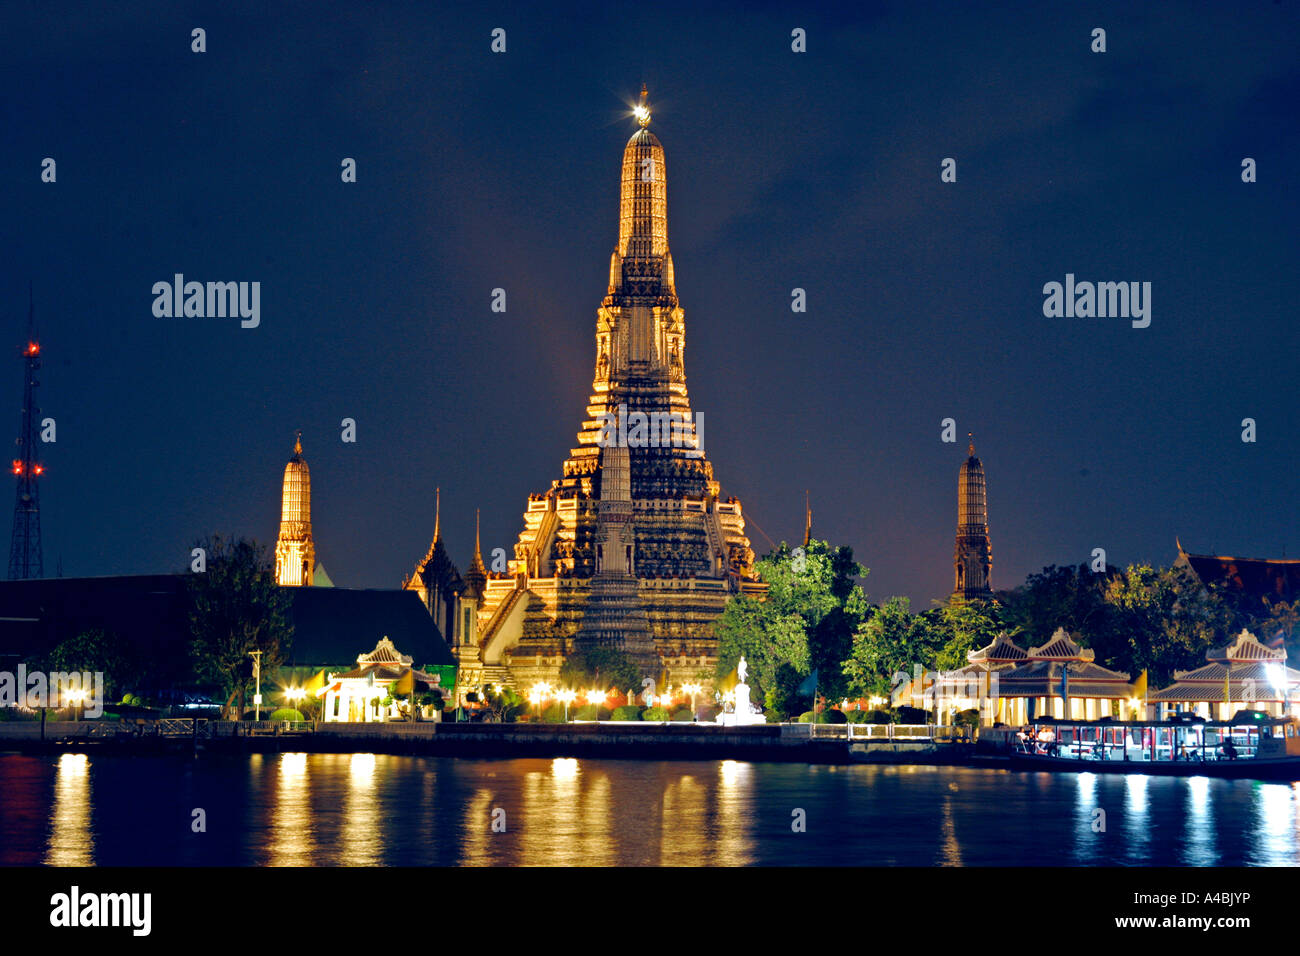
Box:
2 1 1297 604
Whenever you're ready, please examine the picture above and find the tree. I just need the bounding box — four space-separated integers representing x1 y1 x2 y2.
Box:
843 597 942 698
43 628 138 701
560 647 641 692
481 685 526 722
1104 563 1228 684
715 540 870 712
186 534 293 719
930 598 1010 671
999 563 1118 647
714 596 808 715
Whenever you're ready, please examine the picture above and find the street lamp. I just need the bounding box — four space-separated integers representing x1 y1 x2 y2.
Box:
250 649 263 721
1267 664 1289 717
585 688 606 720
527 682 551 719
682 682 701 720
66 688 85 723
556 688 578 722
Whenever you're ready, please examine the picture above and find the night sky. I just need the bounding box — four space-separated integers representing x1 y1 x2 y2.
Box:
2 1 1297 605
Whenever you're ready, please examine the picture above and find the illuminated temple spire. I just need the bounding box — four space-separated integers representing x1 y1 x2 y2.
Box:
464 508 487 602
954 434 992 599
274 431 315 587
463 87 760 690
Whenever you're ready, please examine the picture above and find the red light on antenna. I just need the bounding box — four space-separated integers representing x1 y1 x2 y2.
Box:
11 460 21 475
33 464 44 476
25 343 39 356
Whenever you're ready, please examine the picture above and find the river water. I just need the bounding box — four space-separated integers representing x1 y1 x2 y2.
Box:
0 752 1296 866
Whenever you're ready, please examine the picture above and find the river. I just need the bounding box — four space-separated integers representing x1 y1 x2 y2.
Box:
1 752 1296 866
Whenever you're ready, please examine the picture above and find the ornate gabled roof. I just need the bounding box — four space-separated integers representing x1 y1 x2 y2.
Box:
357 636 413 667
1207 629 1286 663
1028 628 1094 662
968 632 1028 664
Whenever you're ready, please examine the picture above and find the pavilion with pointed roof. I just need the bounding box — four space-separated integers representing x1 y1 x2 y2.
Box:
1149 629 1300 719
929 629 1136 725
315 636 446 723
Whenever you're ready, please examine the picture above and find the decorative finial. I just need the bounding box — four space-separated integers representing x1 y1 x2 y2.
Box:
634 83 651 128
294 429 302 456
434 487 441 542
968 433 975 457
475 508 482 557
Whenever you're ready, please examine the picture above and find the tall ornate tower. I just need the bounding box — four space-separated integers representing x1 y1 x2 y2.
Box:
573 434 658 669
274 432 315 587
464 86 763 688
954 435 992 599
7 292 43 580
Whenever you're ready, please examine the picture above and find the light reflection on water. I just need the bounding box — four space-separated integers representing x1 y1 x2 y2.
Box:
11 753 1300 867
44 753 92 866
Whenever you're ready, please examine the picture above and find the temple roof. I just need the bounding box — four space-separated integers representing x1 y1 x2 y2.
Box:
1176 542 1300 602
1207 629 1287 663
995 660 1133 698
1027 628 1095 662
968 632 1028 664
358 636 412 667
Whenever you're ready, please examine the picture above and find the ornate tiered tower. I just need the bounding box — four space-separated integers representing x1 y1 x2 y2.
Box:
954 435 992 599
573 435 658 669
467 87 762 688
274 432 315 586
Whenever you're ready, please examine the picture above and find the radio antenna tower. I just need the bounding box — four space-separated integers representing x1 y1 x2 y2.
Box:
8 285 43 579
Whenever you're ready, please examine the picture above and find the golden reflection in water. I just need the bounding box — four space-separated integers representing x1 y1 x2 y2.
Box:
460 788 497 866
658 774 700 865
338 753 379 866
713 760 754 866
45 753 92 866
519 758 586 865
938 796 962 866
267 752 314 866
579 768 614 867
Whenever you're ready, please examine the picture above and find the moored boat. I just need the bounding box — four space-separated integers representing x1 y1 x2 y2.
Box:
980 711 1300 780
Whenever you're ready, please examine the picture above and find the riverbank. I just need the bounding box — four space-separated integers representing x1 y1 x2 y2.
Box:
0 719 965 765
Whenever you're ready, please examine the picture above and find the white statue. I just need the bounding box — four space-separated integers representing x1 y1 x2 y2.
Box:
719 654 765 726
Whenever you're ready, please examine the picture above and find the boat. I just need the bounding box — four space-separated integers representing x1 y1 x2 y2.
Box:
980 710 1300 780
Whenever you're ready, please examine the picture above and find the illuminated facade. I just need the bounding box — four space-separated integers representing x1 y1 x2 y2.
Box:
274 433 315 587
443 88 762 689
954 436 992 599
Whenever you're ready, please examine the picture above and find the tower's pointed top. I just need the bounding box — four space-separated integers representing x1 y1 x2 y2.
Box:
803 490 812 548
466 506 488 596
434 487 441 542
293 430 303 456
634 83 651 128
968 433 975 458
